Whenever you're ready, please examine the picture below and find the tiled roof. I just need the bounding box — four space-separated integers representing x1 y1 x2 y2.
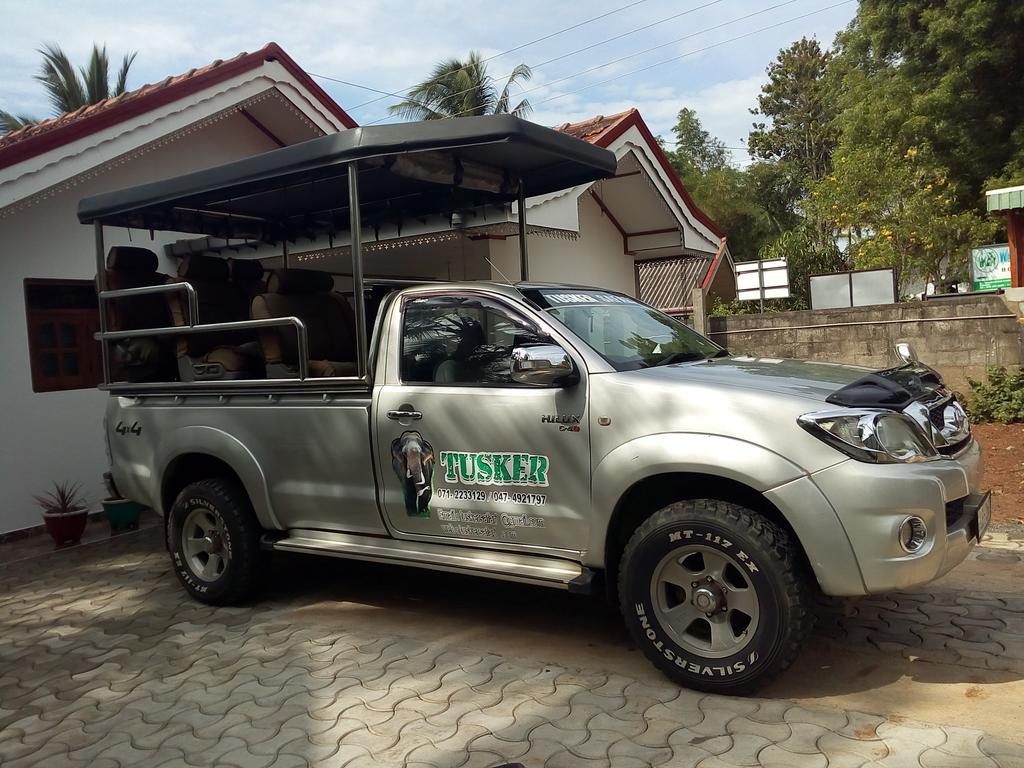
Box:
0 42 355 171
554 109 636 145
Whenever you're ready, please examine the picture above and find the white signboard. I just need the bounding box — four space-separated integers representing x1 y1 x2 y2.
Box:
809 268 896 309
736 258 790 302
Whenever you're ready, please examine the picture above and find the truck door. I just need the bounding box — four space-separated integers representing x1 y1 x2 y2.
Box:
373 291 591 552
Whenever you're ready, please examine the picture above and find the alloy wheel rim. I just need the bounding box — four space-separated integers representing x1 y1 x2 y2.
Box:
181 508 229 583
649 544 760 659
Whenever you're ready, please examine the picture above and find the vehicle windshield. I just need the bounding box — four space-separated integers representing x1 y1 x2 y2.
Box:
522 288 724 371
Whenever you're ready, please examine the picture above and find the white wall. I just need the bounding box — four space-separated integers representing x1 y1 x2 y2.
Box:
489 195 636 295
0 114 276 534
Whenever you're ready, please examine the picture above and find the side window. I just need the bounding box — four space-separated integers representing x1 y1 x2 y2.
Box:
24 279 102 393
401 295 547 385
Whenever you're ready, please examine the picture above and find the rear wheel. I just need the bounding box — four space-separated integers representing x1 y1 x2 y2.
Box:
167 478 262 605
618 499 811 695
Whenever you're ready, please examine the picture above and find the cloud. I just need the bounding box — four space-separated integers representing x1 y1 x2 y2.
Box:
0 0 853 142
530 73 765 162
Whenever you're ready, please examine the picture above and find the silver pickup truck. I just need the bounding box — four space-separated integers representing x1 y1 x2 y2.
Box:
80 116 989 694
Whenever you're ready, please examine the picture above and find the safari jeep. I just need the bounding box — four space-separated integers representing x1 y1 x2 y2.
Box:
79 116 989 694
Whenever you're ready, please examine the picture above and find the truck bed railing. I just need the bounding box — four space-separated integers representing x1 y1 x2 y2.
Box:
100 282 200 325
94 314 311 383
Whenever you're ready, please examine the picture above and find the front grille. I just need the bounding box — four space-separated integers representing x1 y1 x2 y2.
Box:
905 392 971 455
937 435 971 456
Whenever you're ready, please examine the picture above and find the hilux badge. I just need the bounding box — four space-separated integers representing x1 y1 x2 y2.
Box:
541 414 581 425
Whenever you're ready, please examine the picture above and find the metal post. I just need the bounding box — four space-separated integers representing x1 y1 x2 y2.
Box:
348 162 368 379
517 182 529 282
94 221 111 385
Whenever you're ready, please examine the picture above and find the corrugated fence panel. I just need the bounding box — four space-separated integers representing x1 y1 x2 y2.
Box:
637 257 711 309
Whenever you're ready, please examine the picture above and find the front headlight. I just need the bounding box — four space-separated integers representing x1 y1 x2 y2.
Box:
798 409 940 464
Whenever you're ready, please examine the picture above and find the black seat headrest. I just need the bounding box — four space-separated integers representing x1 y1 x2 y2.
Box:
107 246 158 272
230 259 264 282
178 254 229 282
267 269 334 295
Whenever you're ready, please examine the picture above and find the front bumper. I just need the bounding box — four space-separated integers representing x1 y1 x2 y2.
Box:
809 437 986 595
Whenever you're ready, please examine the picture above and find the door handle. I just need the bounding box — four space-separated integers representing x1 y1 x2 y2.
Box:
387 409 422 421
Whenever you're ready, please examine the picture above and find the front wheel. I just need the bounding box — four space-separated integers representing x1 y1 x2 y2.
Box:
618 499 812 695
167 478 262 605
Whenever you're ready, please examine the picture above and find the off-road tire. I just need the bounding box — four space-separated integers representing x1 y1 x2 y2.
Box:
167 478 262 605
618 499 812 695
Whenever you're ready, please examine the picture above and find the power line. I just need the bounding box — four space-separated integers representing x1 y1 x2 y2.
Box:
360 0 746 125
362 0 805 125
305 74 410 104
533 0 853 108
328 0 653 113
480 0 653 65
524 0 726 73
661 139 749 150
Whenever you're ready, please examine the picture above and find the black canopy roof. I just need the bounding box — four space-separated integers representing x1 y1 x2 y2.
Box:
77 115 617 241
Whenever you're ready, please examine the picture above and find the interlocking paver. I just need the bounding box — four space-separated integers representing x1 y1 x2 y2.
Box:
2 529 1023 768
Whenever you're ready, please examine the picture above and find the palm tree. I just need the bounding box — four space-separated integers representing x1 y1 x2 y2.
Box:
1 43 137 134
389 51 532 120
0 111 39 133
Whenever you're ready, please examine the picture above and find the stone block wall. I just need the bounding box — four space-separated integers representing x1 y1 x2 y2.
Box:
708 295 1024 393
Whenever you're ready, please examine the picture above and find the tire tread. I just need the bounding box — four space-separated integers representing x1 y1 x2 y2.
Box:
169 477 262 606
618 499 812 695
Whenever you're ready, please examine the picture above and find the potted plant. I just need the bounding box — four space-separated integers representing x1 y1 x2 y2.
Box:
35 482 89 547
102 497 145 532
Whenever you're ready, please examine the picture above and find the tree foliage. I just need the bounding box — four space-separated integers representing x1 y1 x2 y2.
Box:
757 225 846 309
390 52 532 120
37 43 137 114
1 43 137 134
807 144 995 293
669 108 728 175
663 109 776 262
749 37 838 193
831 0 1024 202
733 3 1019 304
0 111 39 133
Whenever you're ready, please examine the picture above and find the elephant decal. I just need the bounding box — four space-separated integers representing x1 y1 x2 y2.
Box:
391 431 434 517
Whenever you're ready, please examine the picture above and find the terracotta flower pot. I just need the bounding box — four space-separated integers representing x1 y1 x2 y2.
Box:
103 498 145 532
43 510 88 547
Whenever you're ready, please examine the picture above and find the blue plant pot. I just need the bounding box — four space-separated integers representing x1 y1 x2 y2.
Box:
103 498 145 532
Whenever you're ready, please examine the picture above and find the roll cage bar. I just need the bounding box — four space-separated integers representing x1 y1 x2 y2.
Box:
79 115 616 393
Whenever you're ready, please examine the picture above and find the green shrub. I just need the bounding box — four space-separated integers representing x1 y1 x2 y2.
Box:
967 366 1024 423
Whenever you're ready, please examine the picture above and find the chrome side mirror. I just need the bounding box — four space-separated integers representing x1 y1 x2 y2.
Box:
895 342 919 365
511 344 578 386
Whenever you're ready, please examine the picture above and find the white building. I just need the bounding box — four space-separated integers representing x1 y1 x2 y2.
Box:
0 44 732 536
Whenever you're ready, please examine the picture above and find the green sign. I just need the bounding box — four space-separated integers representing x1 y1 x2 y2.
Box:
971 243 1012 290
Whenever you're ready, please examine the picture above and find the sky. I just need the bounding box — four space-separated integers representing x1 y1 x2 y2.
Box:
0 0 856 166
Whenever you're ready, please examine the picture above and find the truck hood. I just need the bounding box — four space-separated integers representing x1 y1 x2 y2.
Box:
626 356 876 403
626 355 949 409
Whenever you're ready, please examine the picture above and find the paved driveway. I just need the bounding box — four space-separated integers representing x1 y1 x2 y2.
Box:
1 526 1023 767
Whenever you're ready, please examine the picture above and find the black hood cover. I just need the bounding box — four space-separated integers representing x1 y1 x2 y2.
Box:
825 363 945 410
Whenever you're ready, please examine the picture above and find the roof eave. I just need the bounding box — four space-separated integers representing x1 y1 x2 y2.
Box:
589 110 726 241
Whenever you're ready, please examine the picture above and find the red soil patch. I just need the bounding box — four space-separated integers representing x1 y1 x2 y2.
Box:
973 423 1024 526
